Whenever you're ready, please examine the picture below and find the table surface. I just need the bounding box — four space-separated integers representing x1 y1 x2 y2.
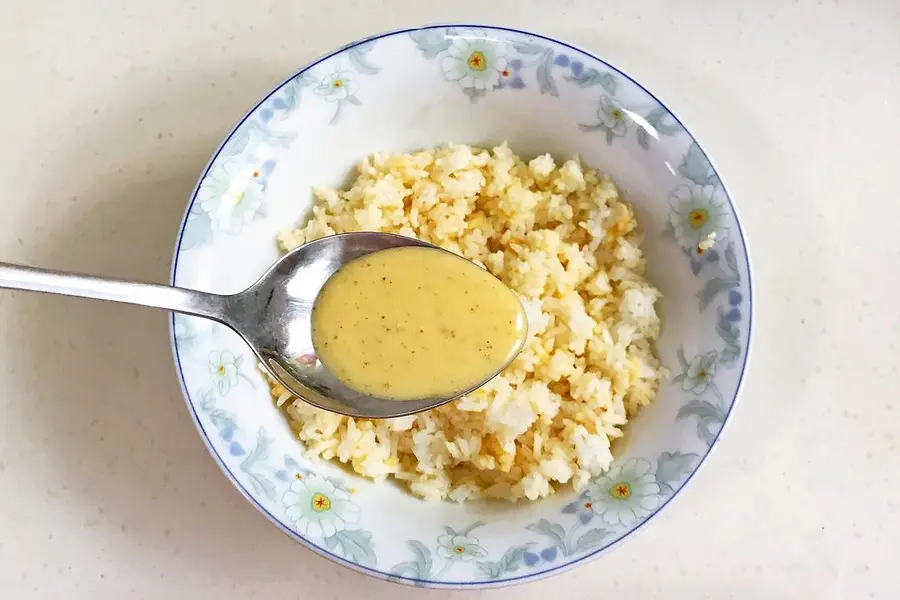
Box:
2 1 898 598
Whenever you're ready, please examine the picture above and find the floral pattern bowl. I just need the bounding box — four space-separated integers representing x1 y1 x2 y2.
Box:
171 25 753 588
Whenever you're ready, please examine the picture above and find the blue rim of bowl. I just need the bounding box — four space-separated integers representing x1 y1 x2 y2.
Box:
168 24 754 589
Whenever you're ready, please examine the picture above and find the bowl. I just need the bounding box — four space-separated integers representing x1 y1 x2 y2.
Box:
170 25 753 588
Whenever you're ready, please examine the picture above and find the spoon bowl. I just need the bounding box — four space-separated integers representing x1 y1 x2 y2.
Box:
0 231 523 418
233 232 509 418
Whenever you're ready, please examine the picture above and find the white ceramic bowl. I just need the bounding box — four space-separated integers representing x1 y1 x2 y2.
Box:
170 25 753 588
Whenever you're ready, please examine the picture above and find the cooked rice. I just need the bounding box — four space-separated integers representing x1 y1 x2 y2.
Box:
267 143 665 502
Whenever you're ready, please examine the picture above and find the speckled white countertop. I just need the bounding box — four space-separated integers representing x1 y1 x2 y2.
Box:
1 1 898 598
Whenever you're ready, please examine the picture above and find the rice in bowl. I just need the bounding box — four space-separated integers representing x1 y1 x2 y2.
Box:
267 143 665 502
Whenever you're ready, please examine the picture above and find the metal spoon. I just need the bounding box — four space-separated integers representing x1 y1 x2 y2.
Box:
0 232 522 418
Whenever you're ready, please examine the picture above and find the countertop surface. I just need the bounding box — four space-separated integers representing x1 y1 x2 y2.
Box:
1 1 898 598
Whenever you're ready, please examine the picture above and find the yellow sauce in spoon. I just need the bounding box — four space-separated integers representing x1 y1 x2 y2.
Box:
311 246 527 400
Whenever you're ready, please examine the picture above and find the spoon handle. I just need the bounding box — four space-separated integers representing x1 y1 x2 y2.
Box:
0 261 229 322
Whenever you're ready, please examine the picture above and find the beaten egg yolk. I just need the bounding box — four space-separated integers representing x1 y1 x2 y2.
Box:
311 246 527 400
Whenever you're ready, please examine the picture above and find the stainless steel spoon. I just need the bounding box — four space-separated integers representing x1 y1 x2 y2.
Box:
0 232 522 419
